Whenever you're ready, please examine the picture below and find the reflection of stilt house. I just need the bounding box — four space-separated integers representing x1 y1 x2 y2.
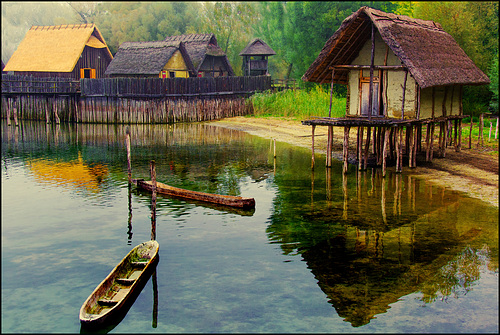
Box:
240 38 276 76
301 7 490 174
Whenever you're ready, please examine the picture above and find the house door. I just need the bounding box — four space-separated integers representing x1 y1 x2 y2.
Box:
360 76 381 116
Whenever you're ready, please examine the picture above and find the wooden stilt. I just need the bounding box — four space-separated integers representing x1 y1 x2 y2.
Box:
469 118 473 149
442 121 447 158
408 125 414 168
311 125 315 169
382 127 389 177
326 125 333 168
363 126 371 170
343 126 350 174
358 126 364 171
457 119 462 152
6 98 11 126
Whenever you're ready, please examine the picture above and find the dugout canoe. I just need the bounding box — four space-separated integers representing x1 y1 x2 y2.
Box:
79 240 159 327
132 179 256 209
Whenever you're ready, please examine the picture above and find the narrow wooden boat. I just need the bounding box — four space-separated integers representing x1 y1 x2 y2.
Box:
132 179 256 209
79 240 159 327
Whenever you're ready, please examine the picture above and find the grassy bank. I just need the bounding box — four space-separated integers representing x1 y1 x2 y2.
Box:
250 85 346 119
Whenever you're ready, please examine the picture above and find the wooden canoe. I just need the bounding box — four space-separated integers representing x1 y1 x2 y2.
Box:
79 240 159 327
133 179 256 209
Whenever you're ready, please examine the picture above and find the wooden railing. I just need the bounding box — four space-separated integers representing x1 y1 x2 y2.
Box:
80 75 272 97
1 74 80 94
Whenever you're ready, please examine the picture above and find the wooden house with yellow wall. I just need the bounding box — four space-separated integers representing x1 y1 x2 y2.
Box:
164 34 234 77
301 7 490 174
3 24 112 79
104 41 195 78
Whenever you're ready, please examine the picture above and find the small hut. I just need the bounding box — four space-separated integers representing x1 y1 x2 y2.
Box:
164 34 234 77
3 24 113 79
301 7 490 174
239 38 276 76
104 41 195 78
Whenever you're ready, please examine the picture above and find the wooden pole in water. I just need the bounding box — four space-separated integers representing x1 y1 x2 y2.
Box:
343 126 350 174
363 126 371 170
311 125 316 169
358 126 364 171
126 127 132 184
382 127 389 177
13 97 19 126
326 125 333 168
150 160 157 241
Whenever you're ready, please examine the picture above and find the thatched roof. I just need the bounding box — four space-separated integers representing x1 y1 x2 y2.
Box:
239 38 276 56
104 41 194 76
302 7 490 89
163 34 234 75
3 24 112 73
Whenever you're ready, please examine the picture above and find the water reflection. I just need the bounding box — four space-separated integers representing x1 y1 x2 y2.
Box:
267 165 498 327
1 120 497 333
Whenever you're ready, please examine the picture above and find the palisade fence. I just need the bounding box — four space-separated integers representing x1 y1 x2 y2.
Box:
1 74 272 124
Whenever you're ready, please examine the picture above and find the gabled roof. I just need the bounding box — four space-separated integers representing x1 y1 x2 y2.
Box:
302 7 490 89
239 38 276 56
104 41 195 76
164 34 234 75
4 24 113 73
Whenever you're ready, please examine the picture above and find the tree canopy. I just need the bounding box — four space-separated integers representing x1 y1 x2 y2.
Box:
1 1 497 113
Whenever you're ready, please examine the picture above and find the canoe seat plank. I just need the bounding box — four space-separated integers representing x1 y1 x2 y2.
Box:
116 278 135 285
98 299 117 306
131 261 148 268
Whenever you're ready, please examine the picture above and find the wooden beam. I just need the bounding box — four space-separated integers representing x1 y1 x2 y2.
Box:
368 22 375 121
330 65 407 70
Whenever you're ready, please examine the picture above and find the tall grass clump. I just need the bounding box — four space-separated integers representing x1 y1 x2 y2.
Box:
251 85 346 119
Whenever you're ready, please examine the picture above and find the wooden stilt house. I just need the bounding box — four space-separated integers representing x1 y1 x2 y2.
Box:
240 38 276 76
3 24 113 79
301 7 490 174
104 41 195 78
163 34 234 77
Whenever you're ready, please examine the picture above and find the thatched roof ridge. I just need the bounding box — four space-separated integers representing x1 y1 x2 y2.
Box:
239 38 276 56
3 24 112 73
104 41 194 76
302 7 490 88
164 33 234 75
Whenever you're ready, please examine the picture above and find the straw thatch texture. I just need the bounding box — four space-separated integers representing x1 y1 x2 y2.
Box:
104 41 195 77
239 38 276 56
302 7 490 88
4 24 112 73
164 34 234 76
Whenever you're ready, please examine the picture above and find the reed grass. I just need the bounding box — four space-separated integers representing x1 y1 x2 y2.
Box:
250 86 346 119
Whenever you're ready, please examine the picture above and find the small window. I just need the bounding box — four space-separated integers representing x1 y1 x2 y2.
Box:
169 71 175 78
80 68 96 79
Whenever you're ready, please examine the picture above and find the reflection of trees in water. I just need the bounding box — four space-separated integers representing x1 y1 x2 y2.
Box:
420 245 492 304
267 168 497 327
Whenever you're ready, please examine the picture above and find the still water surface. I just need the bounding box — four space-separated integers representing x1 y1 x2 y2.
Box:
1 121 498 333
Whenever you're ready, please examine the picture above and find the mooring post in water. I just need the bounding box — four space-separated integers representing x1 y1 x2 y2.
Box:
150 160 157 241
126 127 132 184
311 125 316 169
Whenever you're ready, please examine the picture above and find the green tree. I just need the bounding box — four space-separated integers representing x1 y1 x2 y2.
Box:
201 2 259 76
488 52 499 114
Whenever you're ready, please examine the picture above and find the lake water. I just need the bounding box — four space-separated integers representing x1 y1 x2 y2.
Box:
1 120 498 333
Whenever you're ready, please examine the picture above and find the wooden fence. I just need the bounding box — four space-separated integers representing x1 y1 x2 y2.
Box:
1 75 271 124
1 74 80 94
80 76 271 97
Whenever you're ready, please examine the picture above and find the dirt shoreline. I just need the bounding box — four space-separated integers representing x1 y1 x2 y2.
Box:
210 116 499 208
